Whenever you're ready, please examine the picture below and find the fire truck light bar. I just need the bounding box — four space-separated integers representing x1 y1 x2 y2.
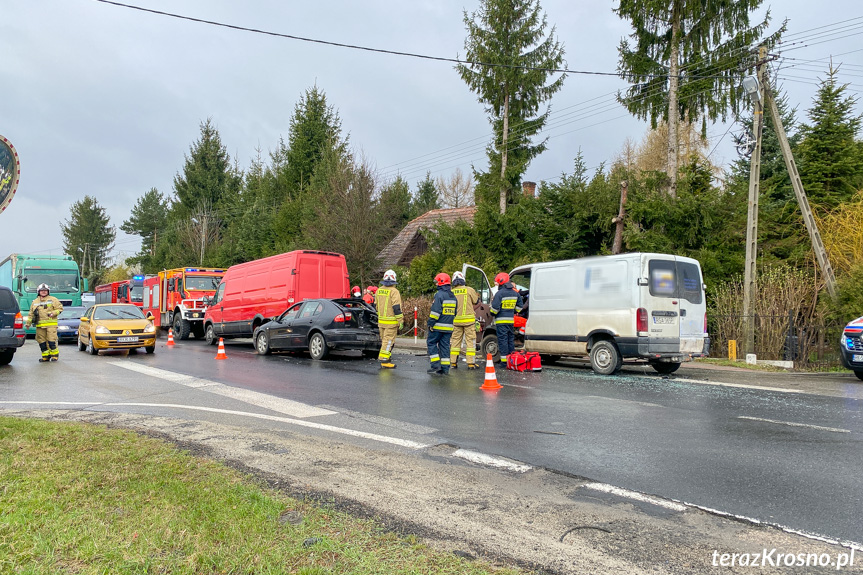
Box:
184 268 225 273
133 275 144 280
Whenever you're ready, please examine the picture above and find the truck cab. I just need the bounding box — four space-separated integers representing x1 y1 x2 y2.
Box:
142 268 224 340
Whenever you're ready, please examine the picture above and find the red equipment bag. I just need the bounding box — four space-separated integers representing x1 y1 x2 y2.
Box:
507 350 542 372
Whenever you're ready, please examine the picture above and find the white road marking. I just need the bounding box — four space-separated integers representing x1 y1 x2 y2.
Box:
581 483 687 512
737 416 851 434
0 401 429 449
452 449 533 473
109 361 335 418
671 377 806 394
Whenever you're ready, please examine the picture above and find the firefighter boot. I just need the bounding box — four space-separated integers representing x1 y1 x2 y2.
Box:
38 342 50 362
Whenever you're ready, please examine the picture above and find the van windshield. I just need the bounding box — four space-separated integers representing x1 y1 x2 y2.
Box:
647 259 702 304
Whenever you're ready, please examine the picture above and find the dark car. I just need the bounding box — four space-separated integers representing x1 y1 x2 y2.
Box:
839 315 863 381
253 298 380 360
0 286 26 366
56 306 87 343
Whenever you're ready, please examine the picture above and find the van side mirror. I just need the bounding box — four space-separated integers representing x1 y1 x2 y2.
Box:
637 278 649 286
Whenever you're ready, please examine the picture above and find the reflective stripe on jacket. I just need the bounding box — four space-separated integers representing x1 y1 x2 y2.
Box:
375 287 403 325
452 286 478 326
428 286 457 332
29 296 63 328
489 284 522 325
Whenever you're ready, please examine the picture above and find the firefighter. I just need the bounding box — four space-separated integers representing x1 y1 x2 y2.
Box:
363 285 377 306
27 283 63 362
427 273 457 375
375 270 403 368
351 285 362 299
449 271 479 369
490 272 523 366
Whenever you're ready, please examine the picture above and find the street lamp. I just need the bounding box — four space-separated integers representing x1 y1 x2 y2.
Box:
742 75 761 105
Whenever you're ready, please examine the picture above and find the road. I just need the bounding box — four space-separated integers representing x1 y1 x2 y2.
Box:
1 336 861 572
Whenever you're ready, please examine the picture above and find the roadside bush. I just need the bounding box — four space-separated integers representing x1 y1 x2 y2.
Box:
399 295 432 337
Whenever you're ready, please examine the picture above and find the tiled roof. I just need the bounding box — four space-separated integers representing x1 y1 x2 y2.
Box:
377 206 477 269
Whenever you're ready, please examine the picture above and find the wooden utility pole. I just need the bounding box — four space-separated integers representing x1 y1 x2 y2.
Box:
499 92 510 215
743 46 767 356
764 79 838 297
612 180 628 255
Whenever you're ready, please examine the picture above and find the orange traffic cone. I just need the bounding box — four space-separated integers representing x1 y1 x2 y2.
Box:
480 353 502 390
166 328 175 346
215 338 228 360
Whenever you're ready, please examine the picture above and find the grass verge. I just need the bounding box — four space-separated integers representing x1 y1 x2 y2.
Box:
0 416 522 575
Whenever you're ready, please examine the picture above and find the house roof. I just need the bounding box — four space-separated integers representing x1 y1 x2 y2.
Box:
377 206 477 270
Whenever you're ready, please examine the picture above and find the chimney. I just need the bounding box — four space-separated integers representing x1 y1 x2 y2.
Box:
522 181 536 198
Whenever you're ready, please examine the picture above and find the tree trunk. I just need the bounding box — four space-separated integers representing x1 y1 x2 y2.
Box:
500 92 510 215
666 9 680 199
612 181 628 254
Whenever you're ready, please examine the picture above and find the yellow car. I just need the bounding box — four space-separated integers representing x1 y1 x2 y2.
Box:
78 303 157 355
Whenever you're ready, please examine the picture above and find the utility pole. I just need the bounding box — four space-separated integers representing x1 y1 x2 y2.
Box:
742 46 767 356
612 180 628 255
764 78 838 298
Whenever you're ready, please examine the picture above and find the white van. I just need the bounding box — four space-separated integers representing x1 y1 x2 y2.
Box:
463 252 710 375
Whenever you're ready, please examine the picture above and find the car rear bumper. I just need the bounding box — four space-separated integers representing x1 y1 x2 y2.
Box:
0 329 26 350
325 329 381 351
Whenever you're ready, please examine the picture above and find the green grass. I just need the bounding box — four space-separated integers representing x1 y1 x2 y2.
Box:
0 417 522 575
693 358 789 372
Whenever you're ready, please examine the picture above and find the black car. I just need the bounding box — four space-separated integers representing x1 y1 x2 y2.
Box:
56 306 88 343
0 286 26 366
253 298 380 360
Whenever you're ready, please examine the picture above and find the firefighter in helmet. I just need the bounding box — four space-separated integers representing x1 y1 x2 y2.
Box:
449 271 479 369
427 273 457 375
27 283 63 362
351 285 362 299
363 285 377 306
490 272 523 366
375 270 403 368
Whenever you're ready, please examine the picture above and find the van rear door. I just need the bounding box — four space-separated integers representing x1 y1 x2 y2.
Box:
675 258 706 354
642 257 682 354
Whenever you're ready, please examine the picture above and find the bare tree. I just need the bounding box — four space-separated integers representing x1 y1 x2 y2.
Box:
178 201 221 266
436 168 475 209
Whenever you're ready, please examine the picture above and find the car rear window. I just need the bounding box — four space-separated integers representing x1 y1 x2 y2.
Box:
0 289 17 311
647 259 703 304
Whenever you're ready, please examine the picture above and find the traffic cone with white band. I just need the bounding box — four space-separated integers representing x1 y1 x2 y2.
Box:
215 338 228 360
166 328 175 346
480 353 502 390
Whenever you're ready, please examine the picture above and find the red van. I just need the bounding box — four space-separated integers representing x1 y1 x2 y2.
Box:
203 251 350 345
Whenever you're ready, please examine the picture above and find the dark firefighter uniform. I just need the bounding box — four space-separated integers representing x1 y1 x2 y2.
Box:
490 281 523 364
449 280 479 369
375 272 403 368
28 287 63 362
427 281 457 375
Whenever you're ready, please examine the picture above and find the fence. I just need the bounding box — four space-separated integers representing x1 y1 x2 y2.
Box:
708 313 845 369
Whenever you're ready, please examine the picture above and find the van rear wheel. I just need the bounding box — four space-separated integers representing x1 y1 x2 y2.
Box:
480 333 499 362
651 362 681 375
590 340 621 375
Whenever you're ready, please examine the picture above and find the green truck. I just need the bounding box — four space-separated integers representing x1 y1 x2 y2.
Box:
0 254 87 335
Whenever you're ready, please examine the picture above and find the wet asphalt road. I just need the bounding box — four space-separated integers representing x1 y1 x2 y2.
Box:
2 337 861 546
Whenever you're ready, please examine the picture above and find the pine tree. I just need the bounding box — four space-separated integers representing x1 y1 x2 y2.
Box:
378 176 413 233
458 0 565 214
411 173 439 218
796 65 863 209
172 118 238 218
120 187 169 271
616 0 777 197
62 195 116 280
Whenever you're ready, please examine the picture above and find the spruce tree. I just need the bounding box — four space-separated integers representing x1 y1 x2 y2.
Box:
120 187 169 271
62 195 116 280
458 0 565 214
411 173 439 218
172 118 237 218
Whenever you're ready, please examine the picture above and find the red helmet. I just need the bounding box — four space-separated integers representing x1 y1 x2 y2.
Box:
367 285 377 293
494 272 510 285
435 272 451 287
351 285 361 296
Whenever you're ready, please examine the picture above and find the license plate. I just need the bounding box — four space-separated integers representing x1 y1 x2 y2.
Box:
117 336 139 343
854 354 863 363
653 316 676 324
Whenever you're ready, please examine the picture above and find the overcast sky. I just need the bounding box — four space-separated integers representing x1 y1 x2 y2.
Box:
2 0 861 264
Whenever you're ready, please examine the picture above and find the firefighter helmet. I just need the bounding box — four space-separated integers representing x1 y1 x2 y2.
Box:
494 272 510 286
452 271 466 286
37 283 50 293
383 269 397 282
352 285 361 297
435 273 451 287
367 285 378 293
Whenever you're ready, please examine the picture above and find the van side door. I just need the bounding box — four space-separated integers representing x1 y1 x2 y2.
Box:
462 264 492 304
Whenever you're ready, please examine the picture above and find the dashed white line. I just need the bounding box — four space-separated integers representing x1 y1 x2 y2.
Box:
452 449 533 473
737 416 851 434
581 482 687 512
109 361 335 418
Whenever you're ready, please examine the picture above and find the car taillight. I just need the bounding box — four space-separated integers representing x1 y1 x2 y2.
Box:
636 308 648 333
704 314 708 335
14 312 23 329
334 312 351 323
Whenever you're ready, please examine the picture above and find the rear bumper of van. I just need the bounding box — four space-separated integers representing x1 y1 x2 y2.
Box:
617 336 710 361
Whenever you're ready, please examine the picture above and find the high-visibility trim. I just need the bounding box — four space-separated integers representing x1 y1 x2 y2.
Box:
466 351 476 357
378 319 400 325
36 321 58 327
431 325 453 331
495 318 515 324
430 355 440 363
429 311 441 319
378 351 391 360
441 359 450 366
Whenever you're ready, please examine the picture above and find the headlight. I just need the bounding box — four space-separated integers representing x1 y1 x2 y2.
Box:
95 325 110 335
57 325 70 331
144 323 156 333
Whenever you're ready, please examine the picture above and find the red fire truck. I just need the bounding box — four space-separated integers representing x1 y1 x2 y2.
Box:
94 276 147 306
142 267 224 340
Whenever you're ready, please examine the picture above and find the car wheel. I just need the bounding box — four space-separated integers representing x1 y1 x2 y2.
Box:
855 370 863 381
590 340 621 375
651 362 681 375
309 332 328 360
256 331 271 355
145 345 155 354
87 339 98 356
205 324 217 346
78 337 86 352
0 349 14 366
173 315 191 340
480 333 499 362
